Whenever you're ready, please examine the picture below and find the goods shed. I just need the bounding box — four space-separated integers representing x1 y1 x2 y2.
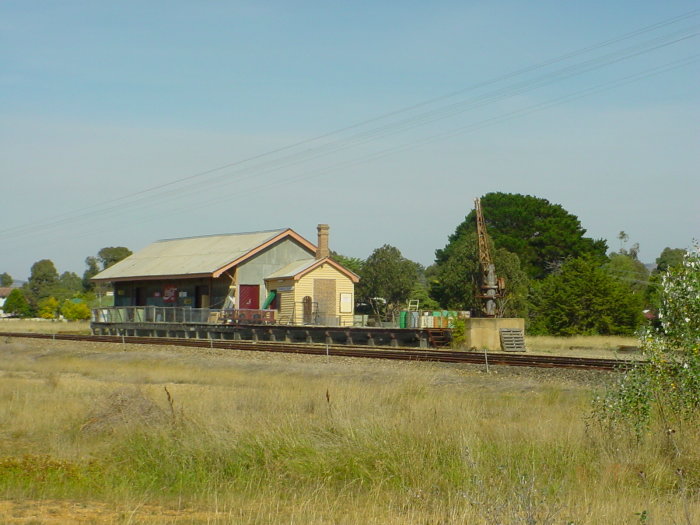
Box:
92 224 359 326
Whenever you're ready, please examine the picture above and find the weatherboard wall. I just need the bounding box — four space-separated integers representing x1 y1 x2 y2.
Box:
295 262 355 326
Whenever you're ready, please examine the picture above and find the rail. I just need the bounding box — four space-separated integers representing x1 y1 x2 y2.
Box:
0 331 641 371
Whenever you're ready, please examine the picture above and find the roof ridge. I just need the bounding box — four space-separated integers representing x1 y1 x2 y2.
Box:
155 228 287 243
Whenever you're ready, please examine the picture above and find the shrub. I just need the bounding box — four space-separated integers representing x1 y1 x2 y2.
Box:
593 244 700 438
37 297 60 319
61 300 91 321
451 318 467 348
2 289 32 317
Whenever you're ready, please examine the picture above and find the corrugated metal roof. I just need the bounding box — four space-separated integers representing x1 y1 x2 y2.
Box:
265 257 360 283
93 229 287 281
265 258 318 280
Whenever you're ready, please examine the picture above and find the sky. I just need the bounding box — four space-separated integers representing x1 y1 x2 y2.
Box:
1 1 698 281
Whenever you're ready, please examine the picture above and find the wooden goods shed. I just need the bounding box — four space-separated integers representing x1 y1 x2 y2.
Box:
92 224 359 326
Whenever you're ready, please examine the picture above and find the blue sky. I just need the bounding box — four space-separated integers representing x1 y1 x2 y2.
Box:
1 1 698 280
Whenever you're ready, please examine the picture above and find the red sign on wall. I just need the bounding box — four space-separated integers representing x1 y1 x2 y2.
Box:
163 285 178 303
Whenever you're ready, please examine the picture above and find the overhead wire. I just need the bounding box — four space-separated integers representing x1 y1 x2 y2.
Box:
2 9 698 241
185 54 700 212
52 51 700 242
11 41 700 242
3 23 697 240
18 7 695 219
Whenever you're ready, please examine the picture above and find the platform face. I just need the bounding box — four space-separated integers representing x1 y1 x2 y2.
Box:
90 322 449 348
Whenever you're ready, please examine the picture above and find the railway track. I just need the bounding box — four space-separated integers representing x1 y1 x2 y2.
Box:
0 332 639 371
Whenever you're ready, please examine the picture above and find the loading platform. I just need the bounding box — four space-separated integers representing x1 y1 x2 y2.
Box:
90 307 451 349
91 322 446 348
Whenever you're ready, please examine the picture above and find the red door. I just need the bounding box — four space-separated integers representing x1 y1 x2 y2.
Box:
239 285 260 309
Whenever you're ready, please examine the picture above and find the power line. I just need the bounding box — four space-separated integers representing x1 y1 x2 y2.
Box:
2 10 698 241
5 44 698 244
40 52 700 246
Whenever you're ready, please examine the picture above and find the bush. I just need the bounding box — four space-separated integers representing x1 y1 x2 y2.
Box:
2 289 32 317
38 297 60 319
451 318 467 348
61 300 91 321
593 244 700 438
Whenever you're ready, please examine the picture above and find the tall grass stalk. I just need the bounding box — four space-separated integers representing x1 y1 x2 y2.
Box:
0 338 698 523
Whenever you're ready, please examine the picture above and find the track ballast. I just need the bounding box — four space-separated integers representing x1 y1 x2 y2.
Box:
0 332 639 371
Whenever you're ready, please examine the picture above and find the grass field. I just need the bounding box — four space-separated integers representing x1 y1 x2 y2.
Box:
0 335 697 524
0 319 91 334
525 335 641 359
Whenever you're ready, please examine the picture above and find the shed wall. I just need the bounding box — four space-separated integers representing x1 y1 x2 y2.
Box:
237 239 313 307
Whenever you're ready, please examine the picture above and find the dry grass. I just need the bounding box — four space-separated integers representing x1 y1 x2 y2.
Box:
0 336 697 524
526 334 641 359
0 318 91 334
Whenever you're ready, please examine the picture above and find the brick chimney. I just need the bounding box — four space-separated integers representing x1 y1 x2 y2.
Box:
316 224 330 260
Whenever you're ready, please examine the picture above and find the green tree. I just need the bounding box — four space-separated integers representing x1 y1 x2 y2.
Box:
430 232 529 318
82 256 100 292
2 289 31 317
431 235 480 312
529 256 644 335
61 299 91 321
438 193 607 280
23 259 59 310
408 280 440 311
0 272 12 286
357 245 420 320
83 247 131 292
330 251 364 275
97 246 132 269
58 271 83 299
605 252 650 296
37 297 60 319
654 247 685 274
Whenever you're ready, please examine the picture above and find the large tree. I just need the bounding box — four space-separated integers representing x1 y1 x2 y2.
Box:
430 232 529 317
330 251 364 276
529 256 644 335
23 259 59 309
82 256 101 291
653 247 685 274
605 252 649 296
0 272 12 287
437 193 607 280
83 247 131 292
357 245 420 319
57 271 83 300
97 246 132 269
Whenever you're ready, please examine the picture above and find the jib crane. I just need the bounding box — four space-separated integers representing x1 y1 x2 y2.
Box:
474 198 504 317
